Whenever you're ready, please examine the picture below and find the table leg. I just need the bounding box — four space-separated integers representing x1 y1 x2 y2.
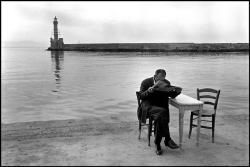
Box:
179 108 184 149
196 105 202 146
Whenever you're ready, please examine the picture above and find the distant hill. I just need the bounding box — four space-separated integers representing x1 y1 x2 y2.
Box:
2 41 48 48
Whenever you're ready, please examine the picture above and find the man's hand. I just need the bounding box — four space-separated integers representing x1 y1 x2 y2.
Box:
148 86 154 93
153 81 161 88
153 80 169 90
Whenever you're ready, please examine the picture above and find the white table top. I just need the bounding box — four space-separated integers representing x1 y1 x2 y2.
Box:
169 94 203 105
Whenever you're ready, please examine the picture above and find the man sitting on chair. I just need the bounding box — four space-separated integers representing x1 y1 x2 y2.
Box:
139 69 179 155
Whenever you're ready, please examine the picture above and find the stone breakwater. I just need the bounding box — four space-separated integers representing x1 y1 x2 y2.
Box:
47 43 249 52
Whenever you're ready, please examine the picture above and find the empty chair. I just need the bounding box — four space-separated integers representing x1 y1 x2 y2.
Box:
136 91 155 146
188 88 220 143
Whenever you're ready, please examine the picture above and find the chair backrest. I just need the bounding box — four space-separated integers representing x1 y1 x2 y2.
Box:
197 88 220 114
136 91 141 106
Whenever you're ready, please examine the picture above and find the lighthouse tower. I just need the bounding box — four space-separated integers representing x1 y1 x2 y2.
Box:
50 16 64 49
53 16 59 40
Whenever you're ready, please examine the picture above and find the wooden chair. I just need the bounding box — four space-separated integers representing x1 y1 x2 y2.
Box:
188 88 220 143
136 91 155 146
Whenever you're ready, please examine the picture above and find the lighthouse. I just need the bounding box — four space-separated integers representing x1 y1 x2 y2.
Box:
50 16 64 50
53 16 59 40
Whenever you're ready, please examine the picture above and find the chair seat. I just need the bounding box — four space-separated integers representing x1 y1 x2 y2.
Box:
191 109 215 116
188 88 220 143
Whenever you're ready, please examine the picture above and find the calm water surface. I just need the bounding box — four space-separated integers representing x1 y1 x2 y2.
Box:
1 48 249 123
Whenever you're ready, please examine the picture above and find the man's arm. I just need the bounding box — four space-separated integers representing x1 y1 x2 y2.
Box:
139 80 153 100
164 79 171 86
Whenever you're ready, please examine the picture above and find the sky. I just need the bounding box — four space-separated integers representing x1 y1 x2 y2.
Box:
1 1 249 47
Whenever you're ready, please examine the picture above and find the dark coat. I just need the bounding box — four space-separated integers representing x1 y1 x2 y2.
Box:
137 77 171 123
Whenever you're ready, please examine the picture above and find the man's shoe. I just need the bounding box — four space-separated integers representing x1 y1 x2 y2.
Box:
164 139 179 149
155 144 163 155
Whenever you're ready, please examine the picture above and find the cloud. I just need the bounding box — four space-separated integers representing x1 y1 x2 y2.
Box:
2 1 249 44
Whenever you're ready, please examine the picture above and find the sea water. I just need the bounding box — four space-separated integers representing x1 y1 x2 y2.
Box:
1 48 249 123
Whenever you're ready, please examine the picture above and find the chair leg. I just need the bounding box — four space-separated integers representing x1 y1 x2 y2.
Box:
148 117 152 146
188 113 193 139
212 115 215 143
138 121 141 140
153 120 156 136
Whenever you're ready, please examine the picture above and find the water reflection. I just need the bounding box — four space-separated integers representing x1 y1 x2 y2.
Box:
51 51 64 92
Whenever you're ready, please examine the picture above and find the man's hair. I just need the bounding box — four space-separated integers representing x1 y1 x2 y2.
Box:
155 69 166 76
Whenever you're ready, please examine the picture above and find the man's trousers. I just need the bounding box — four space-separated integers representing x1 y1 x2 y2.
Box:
148 105 171 145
